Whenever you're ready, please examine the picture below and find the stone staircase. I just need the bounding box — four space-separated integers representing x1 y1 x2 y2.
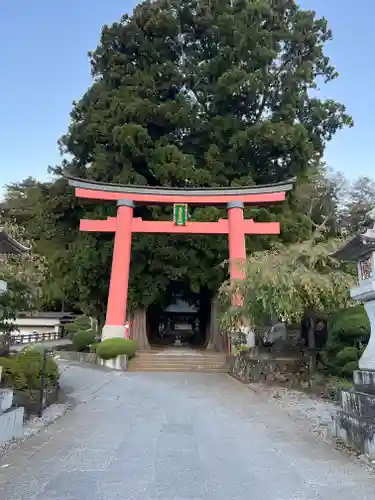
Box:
128 349 228 373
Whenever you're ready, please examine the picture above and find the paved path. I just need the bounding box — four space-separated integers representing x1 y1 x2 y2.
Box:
0 363 374 500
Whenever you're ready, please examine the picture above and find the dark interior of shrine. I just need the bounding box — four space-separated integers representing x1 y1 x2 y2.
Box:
146 283 211 348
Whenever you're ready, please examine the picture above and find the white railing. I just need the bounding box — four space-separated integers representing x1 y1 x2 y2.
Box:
10 331 63 345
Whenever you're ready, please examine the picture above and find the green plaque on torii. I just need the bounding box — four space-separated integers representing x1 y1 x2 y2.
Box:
173 204 188 226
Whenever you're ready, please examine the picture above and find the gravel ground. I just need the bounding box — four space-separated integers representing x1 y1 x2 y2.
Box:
247 383 337 441
240 381 375 469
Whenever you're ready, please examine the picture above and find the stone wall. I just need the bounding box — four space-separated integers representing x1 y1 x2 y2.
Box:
12 387 59 418
56 351 97 365
332 369 375 459
56 351 128 371
0 366 24 445
229 352 309 388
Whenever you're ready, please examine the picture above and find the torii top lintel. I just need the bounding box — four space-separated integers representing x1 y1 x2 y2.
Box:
66 176 296 205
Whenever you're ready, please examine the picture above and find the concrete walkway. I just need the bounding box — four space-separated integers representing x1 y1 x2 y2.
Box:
0 362 374 500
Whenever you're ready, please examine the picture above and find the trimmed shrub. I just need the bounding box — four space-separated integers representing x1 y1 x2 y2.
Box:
341 361 358 377
96 339 138 360
72 330 96 352
21 344 46 354
0 349 59 392
328 305 370 345
90 342 100 352
64 315 91 339
325 305 370 377
335 346 358 364
330 314 370 341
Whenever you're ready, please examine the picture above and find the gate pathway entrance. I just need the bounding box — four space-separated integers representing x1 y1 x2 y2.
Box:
67 176 295 341
0 362 374 499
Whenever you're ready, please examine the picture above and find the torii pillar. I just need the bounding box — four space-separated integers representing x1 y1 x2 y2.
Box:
102 200 134 340
227 201 246 281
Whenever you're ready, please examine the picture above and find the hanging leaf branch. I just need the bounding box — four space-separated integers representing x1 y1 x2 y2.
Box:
219 237 356 334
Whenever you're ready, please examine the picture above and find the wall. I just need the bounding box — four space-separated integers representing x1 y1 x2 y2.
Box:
229 352 309 388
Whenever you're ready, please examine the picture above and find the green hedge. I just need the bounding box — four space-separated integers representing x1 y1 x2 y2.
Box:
341 361 358 377
96 339 138 360
72 330 96 352
330 311 370 341
335 346 358 364
64 315 91 339
328 305 370 344
0 349 59 392
325 305 369 377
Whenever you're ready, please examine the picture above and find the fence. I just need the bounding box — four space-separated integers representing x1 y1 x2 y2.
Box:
10 331 63 345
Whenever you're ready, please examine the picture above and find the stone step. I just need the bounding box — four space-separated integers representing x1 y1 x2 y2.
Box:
131 357 227 364
128 367 227 373
131 363 227 368
131 356 225 359
132 355 226 360
131 367 227 372
129 350 228 372
128 366 228 372
128 353 228 372
132 362 227 365
131 362 228 368
136 353 227 359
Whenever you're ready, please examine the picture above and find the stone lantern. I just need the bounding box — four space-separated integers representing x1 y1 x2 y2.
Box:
331 209 375 458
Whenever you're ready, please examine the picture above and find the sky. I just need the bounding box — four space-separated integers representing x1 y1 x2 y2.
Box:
0 0 374 197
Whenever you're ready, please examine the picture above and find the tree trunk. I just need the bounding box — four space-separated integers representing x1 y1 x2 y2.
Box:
0 333 11 357
206 296 227 352
130 308 150 351
307 315 317 374
307 316 316 349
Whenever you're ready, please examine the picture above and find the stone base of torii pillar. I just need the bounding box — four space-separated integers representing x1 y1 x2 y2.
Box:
102 325 128 341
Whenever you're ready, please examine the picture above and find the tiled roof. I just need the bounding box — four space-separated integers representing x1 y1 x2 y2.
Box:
0 227 29 254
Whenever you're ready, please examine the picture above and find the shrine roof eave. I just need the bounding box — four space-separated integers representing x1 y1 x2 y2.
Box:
0 228 29 254
331 230 375 262
66 176 296 204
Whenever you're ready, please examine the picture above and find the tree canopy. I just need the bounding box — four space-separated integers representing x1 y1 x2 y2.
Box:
3 0 353 318
219 237 356 332
338 176 375 231
0 217 48 353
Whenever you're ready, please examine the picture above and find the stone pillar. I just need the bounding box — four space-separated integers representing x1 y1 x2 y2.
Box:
227 201 246 283
359 295 375 370
102 199 134 340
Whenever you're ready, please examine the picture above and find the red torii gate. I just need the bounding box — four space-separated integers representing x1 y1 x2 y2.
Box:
67 176 295 340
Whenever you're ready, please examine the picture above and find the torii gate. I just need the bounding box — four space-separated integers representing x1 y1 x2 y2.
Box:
67 176 295 340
